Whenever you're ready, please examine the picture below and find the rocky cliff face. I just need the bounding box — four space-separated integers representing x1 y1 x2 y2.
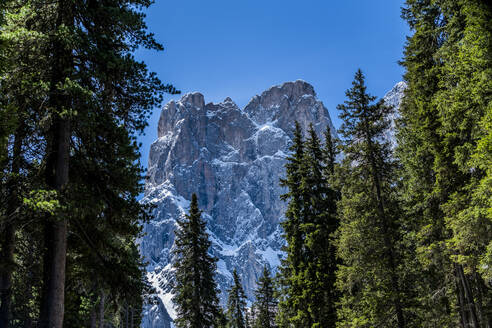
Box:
383 81 407 148
139 80 335 327
139 80 405 327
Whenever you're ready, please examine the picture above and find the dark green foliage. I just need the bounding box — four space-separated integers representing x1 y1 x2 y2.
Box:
252 267 277 328
226 269 247 328
398 1 492 326
276 122 307 327
0 0 177 326
323 126 339 178
277 122 339 328
335 69 408 328
216 307 229 328
172 193 221 328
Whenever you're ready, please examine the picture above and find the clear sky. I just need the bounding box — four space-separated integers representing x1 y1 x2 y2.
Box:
135 0 410 169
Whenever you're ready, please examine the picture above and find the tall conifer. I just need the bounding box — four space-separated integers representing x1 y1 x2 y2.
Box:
252 267 277 328
277 122 339 327
335 69 407 328
0 0 177 325
172 194 220 328
226 269 247 328
277 121 306 326
399 1 492 326
303 124 339 327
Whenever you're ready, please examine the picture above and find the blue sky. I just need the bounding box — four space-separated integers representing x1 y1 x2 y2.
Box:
135 0 409 169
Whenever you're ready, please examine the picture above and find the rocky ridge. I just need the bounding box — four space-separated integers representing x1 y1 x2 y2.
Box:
139 80 405 327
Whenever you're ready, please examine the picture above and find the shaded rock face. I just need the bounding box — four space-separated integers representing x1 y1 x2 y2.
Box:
139 80 336 327
139 81 407 327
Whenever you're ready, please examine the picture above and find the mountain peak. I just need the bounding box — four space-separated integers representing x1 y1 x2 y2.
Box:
142 81 337 327
260 79 316 100
180 92 205 108
243 80 331 136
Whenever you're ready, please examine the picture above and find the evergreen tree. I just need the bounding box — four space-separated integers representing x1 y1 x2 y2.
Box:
252 267 277 328
226 269 247 328
216 307 229 328
277 122 339 327
172 193 220 328
0 0 177 325
323 126 338 178
302 124 339 327
0 2 51 325
433 1 492 326
399 1 492 326
397 2 458 325
335 69 407 328
276 121 306 326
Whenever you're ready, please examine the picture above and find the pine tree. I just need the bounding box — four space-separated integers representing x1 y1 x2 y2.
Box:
0 0 177 325
172 194 220 328
252 267 277 328
0 2 50 325
226 269 247 328
335 69 407 328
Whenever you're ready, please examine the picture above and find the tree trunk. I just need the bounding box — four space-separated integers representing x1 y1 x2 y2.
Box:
39 213 68 328
476 274 492 328
0 224 15 328
38 65 71 328
0 122 25 327
125 305 129 328
457 265 479 328
38 0 73 326
99 290 105 328
90 306 97 328
366 131 405 328
455 265 468 328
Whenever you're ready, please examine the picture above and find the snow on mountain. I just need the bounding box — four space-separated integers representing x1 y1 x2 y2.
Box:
139 80 405 327
383 81 407 148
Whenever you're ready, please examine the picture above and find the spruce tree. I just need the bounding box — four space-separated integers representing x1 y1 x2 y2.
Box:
276 121 306 326
399 1 492 326
252 267 277 328
335 69 407 328
172 193 220 328
397 2 457 325
226 269 247 328
277 122 339 327
303 124 339 327
432 1 492 326
323 126 338 178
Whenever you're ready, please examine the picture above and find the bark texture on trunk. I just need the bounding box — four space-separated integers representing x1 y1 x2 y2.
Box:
457 265 479 328
38 0 73 325
0 123 25 327
0 224 15 327
99 290 105 328
39 121 70 327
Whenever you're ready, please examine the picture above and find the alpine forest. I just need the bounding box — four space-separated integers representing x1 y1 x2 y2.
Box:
0 1 491 328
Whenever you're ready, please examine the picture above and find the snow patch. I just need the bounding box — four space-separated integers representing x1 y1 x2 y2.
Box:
256 246 282 268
